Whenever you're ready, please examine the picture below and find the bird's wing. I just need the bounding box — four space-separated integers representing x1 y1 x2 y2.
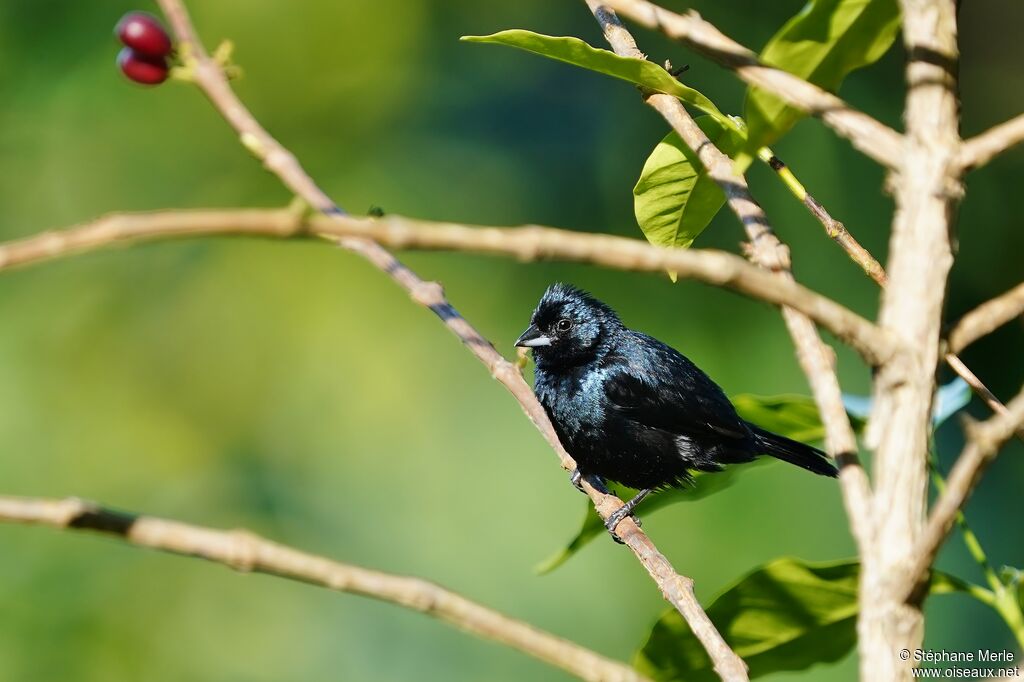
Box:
601 335 750 442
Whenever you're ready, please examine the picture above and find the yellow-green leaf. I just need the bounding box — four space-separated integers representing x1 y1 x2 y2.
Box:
744 0 901 152
633 116 745 256
462 30 730 124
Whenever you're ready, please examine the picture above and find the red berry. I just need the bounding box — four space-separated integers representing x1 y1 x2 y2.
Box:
116 11 172 58
117 47 169 85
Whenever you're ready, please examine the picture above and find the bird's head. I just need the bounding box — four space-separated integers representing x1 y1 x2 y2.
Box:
515 283 622 368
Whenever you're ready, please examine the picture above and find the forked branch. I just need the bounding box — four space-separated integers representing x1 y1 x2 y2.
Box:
766 155 1024 445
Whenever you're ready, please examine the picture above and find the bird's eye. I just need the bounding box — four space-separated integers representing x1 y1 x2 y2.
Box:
556 318 572 332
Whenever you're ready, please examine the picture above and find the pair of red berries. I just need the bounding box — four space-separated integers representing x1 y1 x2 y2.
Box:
116 12 174 85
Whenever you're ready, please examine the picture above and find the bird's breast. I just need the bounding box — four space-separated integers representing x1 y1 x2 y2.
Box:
535 367 607 441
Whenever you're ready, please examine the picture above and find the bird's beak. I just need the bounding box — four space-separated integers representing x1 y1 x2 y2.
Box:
515 324 551 348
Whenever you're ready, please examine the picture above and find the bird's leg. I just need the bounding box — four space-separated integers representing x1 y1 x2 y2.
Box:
605 488 654 538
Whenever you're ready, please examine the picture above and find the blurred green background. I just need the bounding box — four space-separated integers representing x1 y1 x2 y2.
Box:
1 1 1021 680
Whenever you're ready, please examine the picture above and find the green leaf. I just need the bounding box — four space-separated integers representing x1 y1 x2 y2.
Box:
537 394 861 574
636 559 980 681
636 558 859 681
462 30 729 124
743 0 901 151
735 393 835 443
930 570 997 607
633 116 746 259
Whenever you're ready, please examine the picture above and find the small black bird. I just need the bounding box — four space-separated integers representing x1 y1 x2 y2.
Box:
516 284 836 535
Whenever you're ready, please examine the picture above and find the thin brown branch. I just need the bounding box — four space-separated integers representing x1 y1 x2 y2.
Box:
803 194 888 287
587 2 875 567
151 0 740 658
942 354 1024 442
0 495 648 682
762 153 888 287
959 113 1024 171
595 0 904 169
0 208 894 367
899 384 1024 602
948 280 1024 354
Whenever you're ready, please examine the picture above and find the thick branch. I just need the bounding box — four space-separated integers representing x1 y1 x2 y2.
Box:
595 0 904 169
959 113 1024 171
948 280 1024 353
0 495 647 682
151 0 741 658
860 1 961 679
587 2 875 562
0 209 894 367
900 385 1024 601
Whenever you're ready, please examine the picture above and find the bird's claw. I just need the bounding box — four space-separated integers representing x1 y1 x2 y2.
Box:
604 506 641 543
569 468 585 492
570 469 610 494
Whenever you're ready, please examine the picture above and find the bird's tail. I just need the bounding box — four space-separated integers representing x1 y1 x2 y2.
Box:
749 425 837 477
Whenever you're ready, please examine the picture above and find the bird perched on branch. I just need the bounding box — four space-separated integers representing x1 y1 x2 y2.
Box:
515 284 837 537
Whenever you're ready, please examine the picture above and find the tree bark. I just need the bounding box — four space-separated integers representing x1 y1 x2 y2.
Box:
860 2 961 680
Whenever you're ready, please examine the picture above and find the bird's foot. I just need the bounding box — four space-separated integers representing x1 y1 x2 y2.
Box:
569 468 585 492
604 506 641 543
604 488 654 543
569 469 609 494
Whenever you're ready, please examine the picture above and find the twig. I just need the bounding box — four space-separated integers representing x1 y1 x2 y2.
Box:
942 354 1024 442
959 113 1024 171
948 281 1024 353
151 0 744 658
594 0 904 169
0 495 648 682
900 385 1024 602
159 1 337 214
586 2 875 563
0 208 894 366
757 149 888 286
760 152 1024 444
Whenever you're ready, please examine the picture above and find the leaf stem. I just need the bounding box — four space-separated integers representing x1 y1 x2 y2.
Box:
755 147 888 286
994 588 1024 653
928 449 1001 593
934 570 997 607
